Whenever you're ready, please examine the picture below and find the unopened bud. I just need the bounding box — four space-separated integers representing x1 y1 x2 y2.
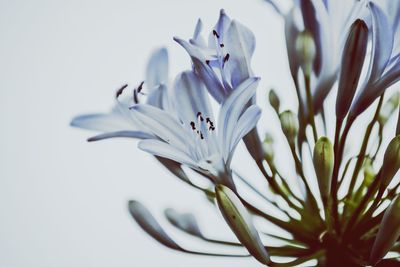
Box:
370 194 400 265
279 110 298 142
313 137 334 203
381 135 400 188
263 133 274 162
268 89 280 113
295 31 316 76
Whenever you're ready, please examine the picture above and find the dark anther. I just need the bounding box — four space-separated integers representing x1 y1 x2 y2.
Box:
200 133 204 139
190 121 196 130
137 81 144 93
223 53 230 63
197 112 202 117
205 60 210 65
220 43 224 48
133 89 139 104
212 30 220 38
116 84 128 98
206 117 210 123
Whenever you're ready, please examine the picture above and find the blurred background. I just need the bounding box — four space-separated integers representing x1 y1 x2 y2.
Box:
4 0 395 266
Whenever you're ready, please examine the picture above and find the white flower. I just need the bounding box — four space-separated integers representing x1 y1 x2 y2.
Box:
131 71 261 187
70 48 170 141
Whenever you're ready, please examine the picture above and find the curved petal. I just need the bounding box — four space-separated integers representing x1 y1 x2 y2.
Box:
138 139 198 170
87 130 154 142
349 3 395 117
174 37 228 103
146 48 169 91
218 77 260 160
208 9 232 49
130 104 193 153
367 2 394 83
146 84 170 110
173 70 214 125
224 20 255 88
228 105 261 165
70 113 134 132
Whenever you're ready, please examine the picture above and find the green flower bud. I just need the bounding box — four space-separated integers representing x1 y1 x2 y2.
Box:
263 133 274 162
268 89 280 113
336 19 369 122
295 31 316 76
313 137 334 203
370 194 400 265
381 135 400 188
378 92 400 125
279 110 298 142
215 185 270 265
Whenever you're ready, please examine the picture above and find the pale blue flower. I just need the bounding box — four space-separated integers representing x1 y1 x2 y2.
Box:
174 10 264 162
285 0 368 113
349 1 400 118
131 71 261 187
70 48 170 141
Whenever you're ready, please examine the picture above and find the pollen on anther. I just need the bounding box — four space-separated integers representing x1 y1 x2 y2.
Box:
213 30 220 38
223 53 230 63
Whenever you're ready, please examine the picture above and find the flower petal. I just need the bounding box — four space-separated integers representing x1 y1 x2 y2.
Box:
146 84 170 110
174 37 228 103
367 2 394 82
228 105 261 163
138 139 198 170
70 113 133 132
218 77 260 161
145 48 169 91
131 104 192 153
87 130 154 142
224 20 256 88
173 70 214 125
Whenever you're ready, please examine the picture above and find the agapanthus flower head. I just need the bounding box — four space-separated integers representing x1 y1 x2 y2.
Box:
72 2 400 266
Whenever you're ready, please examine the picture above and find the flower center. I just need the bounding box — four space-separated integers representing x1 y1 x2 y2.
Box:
190 111 216 140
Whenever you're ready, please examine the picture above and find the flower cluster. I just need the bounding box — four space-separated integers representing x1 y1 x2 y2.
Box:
72 1 400 266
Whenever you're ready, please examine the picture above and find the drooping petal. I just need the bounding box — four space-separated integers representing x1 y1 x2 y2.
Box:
228 105 261 165
218 77 260 161
87 130 154 142
367 2 394 83
350 2 395 118
128 201 182 250
138 139 199 170
174 37 228 103
145 48 169 91
70 113 133 132
130 104 192 153
224 20 256 88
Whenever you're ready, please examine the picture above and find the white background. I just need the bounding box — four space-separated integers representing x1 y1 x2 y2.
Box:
1 0 397 266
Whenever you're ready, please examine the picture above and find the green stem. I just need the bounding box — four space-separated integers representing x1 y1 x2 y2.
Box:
304 74 318 142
